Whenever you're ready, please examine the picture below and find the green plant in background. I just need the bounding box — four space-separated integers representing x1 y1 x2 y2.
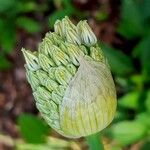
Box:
18 114 49 144
0 0 47 70
49 0 86 28
0 0 84 70
99 0 150 148
22 16 117 149
118 0 150 80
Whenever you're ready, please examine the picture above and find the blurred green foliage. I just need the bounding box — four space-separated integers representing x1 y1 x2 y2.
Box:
110 121 148 146
101 43 134 76
0 0 150 149
48 0 85 28
118 0 150 80
49 0 76 27
102 0 150 148
0 0 47 70
0 0 84 70
18 114 49 144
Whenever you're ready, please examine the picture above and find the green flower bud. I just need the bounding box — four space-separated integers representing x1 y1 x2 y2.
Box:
77 20 97 46
22 16 117 138
54 16 81 45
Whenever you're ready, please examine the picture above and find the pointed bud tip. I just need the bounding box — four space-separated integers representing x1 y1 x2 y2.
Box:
77 20 97 46
21 48 40 71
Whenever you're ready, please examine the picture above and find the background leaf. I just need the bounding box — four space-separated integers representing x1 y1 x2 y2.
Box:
136 113 150 128
49 9 72 28
17 17 41 33
101 43 134 76
18 113 49 143
117 0 144 39
140 141 150 150
110 121 148 146
0 54 11 70
0 20 16 53
118 91 140 110
133 35 150 79
0 0 16 12
49 0 76 28
17 1 39 13
138 0 150 21
145 90 150 113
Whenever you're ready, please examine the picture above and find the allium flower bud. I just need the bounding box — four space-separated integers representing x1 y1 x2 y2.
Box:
77 20 97 46
22 16 117 138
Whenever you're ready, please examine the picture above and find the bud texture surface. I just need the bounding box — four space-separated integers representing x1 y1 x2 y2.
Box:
22 16 117 138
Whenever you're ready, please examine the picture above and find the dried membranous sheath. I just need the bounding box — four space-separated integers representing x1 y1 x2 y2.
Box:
22 16 117 138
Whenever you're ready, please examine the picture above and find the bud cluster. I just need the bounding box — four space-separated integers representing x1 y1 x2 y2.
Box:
22 16 117 138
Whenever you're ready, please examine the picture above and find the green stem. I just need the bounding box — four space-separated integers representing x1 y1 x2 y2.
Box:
85 133 104 150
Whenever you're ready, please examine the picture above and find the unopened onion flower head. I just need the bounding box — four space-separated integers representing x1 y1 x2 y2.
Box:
22 16 117 138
